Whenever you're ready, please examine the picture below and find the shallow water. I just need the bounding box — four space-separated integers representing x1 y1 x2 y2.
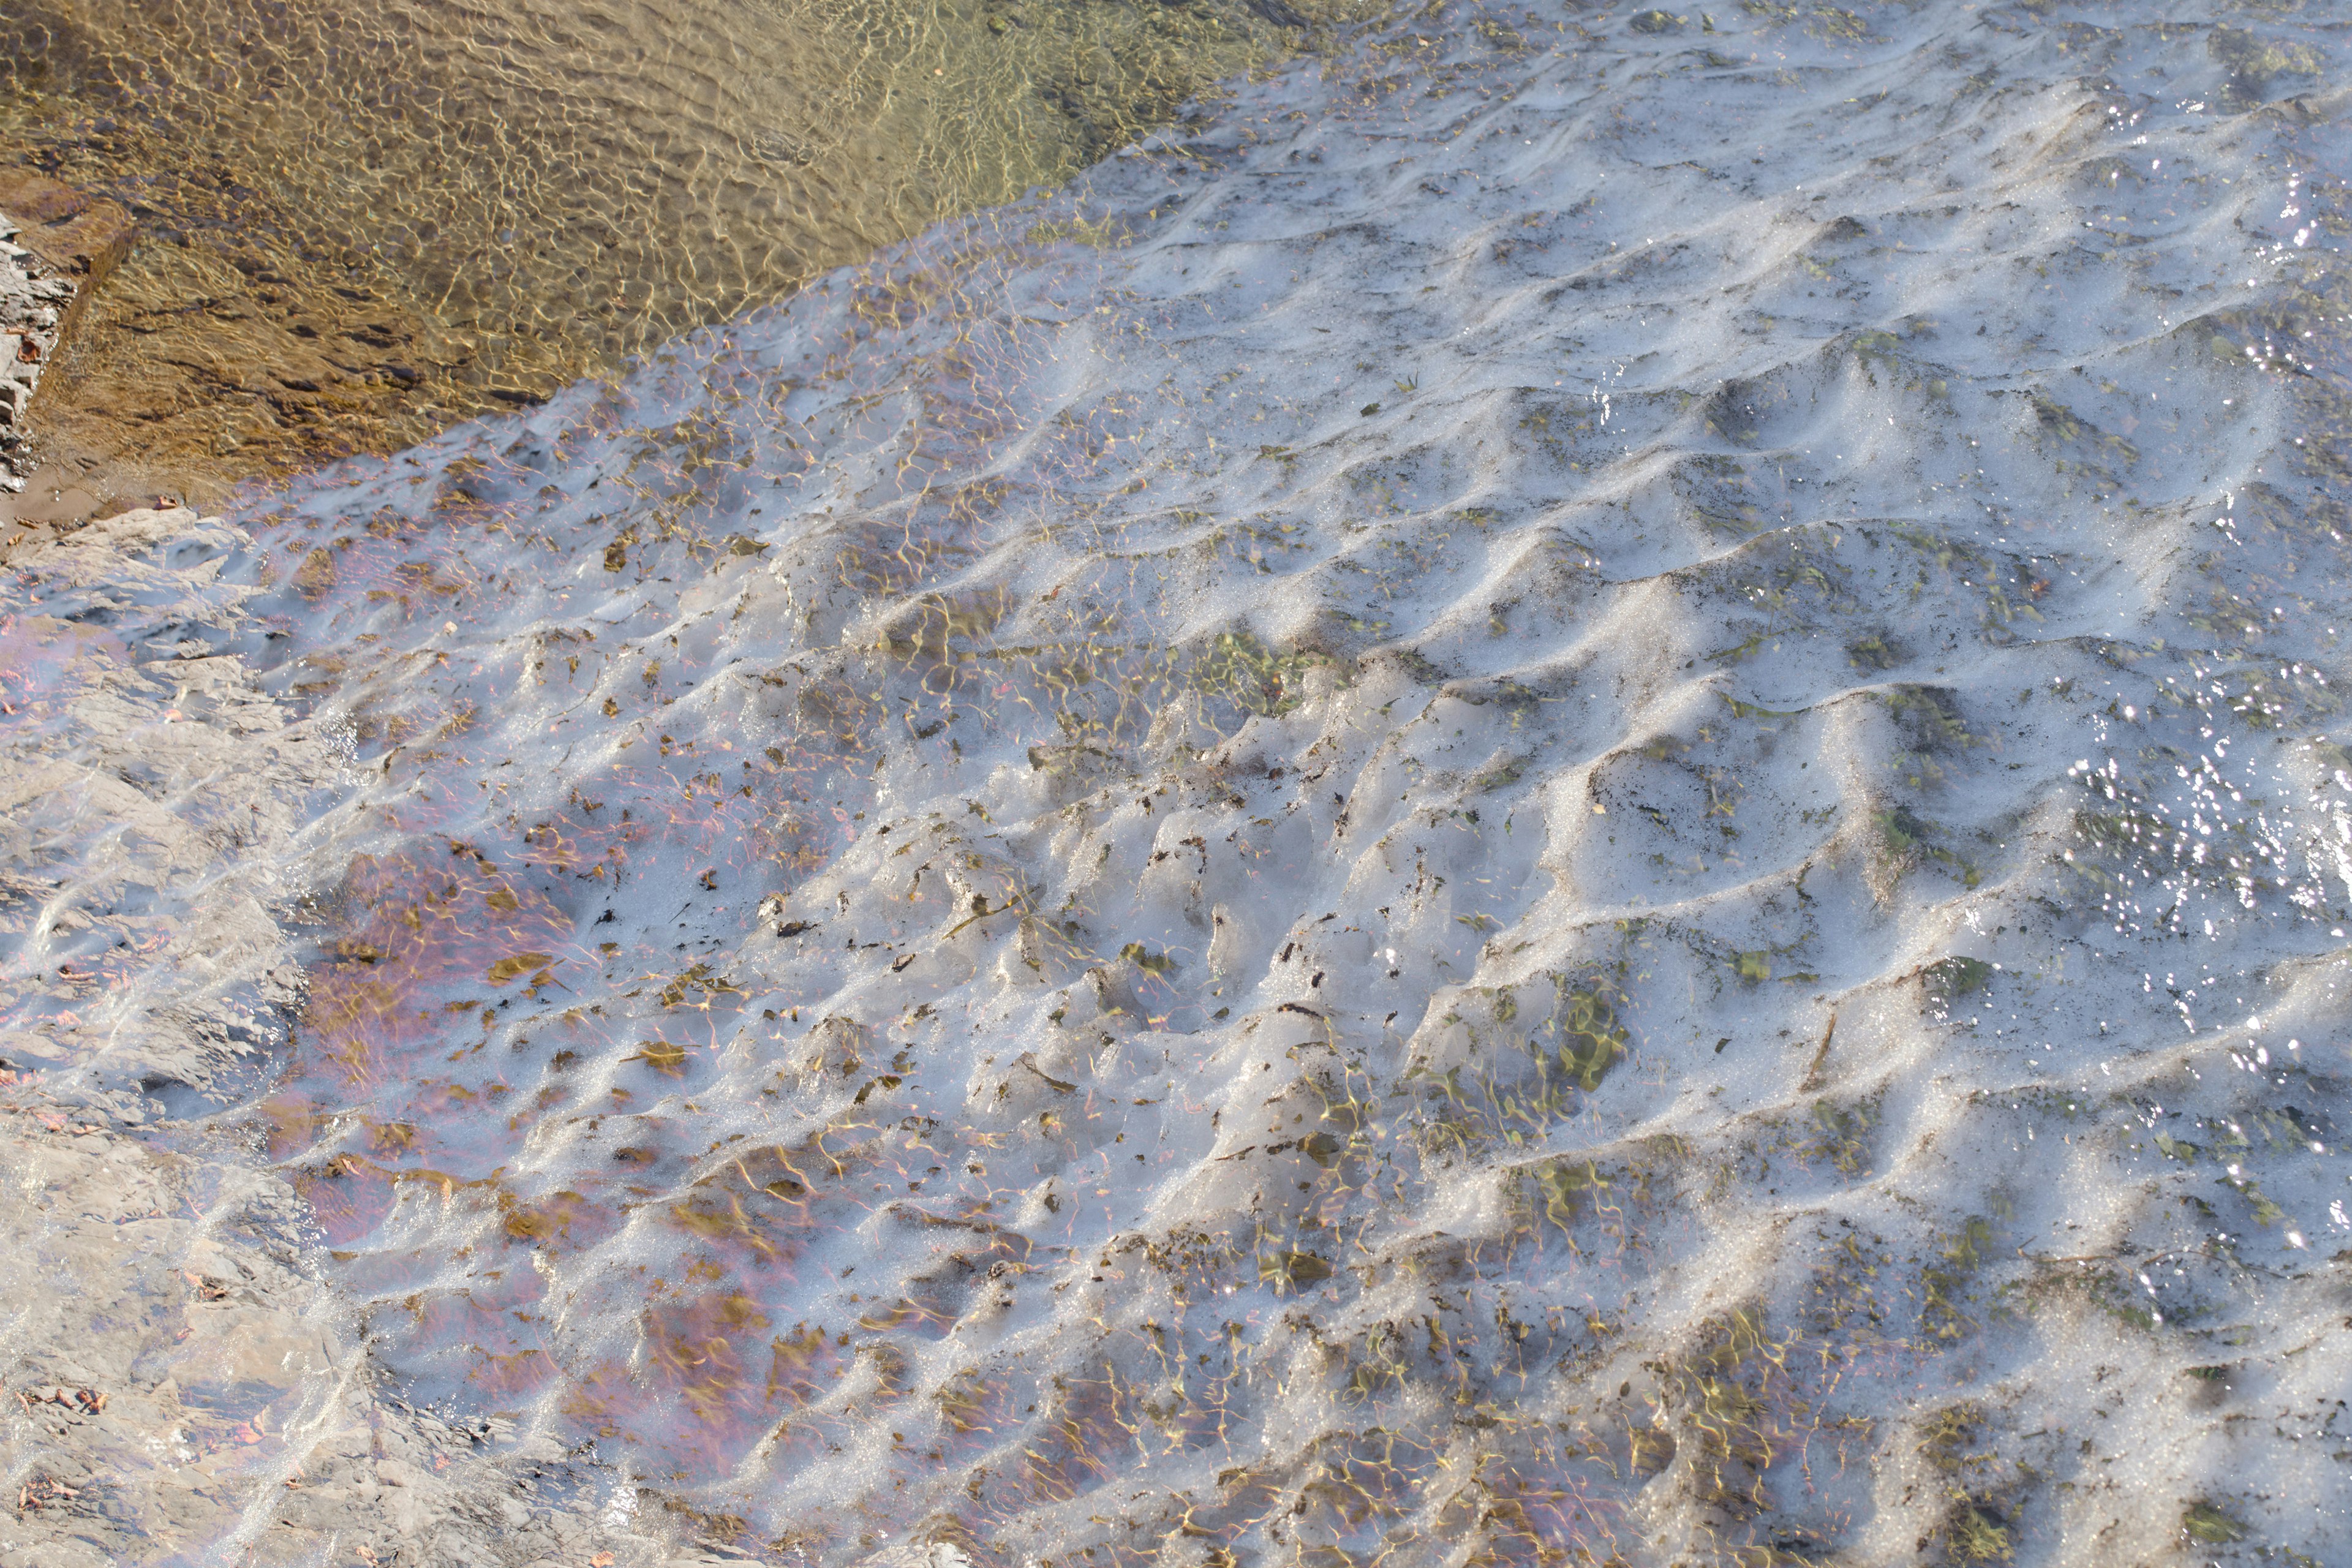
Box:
0 0 1354 503
6 0 2352 1562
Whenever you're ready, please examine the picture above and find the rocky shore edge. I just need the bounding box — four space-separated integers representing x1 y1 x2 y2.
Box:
0 217 66 492
0 172 134 494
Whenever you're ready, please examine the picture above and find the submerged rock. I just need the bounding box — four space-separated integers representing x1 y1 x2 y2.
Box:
0 171 132 491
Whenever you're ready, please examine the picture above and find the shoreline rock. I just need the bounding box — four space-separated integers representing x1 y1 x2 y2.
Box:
0 170 133 493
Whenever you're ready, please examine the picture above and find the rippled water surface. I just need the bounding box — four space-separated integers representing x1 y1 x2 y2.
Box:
0 0 1351 503
7 1 2352 1562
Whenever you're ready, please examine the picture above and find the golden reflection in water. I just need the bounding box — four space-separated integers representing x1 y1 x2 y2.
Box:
0 0 1363 505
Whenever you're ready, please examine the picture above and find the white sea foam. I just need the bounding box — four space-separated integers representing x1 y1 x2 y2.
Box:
9 1 2352 1561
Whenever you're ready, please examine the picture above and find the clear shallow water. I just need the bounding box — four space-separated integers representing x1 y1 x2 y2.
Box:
0 0 1352 502
6 1 2352 1562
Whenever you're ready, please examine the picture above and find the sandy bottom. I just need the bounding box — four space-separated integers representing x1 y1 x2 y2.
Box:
4 1 2351 1564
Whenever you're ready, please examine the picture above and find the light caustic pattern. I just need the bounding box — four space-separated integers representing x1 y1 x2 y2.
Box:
0 511 331 1100
160 1 2352 1561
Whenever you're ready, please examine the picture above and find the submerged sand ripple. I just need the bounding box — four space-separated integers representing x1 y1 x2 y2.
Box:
6 1 2351 1562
